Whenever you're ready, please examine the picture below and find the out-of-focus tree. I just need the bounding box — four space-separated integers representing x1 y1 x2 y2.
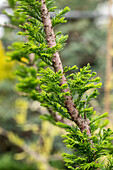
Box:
56 0 106 10
55 0 106 74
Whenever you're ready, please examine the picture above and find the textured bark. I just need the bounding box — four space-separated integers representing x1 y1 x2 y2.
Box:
40 0 91 137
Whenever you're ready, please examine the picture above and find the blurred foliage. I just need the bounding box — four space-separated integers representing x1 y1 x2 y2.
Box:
0 42 67 169
0 154 36 170
0 40 14 80
55 1 107 82
0 41 18 127
57 20 106 70
8 0 16 8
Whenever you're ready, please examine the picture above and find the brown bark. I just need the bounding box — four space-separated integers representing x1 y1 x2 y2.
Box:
40 0 91 137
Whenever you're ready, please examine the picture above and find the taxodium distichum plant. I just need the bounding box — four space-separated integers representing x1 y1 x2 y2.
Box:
8 0 113 169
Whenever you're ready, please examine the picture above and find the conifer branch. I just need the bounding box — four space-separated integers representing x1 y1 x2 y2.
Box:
40 0 91 136
6 0 113 169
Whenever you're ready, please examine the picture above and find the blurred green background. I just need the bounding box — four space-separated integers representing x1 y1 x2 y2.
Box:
0 0 113 169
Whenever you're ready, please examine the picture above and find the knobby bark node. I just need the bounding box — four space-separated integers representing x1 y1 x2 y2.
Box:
40 0 91 137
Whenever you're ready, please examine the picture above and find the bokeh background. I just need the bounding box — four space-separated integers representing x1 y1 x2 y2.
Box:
0 0 113 169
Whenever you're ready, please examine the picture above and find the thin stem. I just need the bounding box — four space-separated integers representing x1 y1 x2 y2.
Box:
0 24 19 29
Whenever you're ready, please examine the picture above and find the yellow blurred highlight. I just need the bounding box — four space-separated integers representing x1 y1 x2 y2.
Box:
0 40 14 80
37 121 63 157
23 124 39 133
14 152 27 160
15 99 28 124
8 131 24 147
21 57 29 64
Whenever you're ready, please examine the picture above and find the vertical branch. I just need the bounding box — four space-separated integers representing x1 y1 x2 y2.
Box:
40 0 92 137
40 0 78 117
105 0 113 114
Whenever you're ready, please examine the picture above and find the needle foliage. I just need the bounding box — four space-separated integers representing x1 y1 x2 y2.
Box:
8 0 113 169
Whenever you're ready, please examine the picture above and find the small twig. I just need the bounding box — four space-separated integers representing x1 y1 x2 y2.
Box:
0 24 19 29
48 107 64 122
48 107 73 126
84 113 87 119
29 53 37 69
